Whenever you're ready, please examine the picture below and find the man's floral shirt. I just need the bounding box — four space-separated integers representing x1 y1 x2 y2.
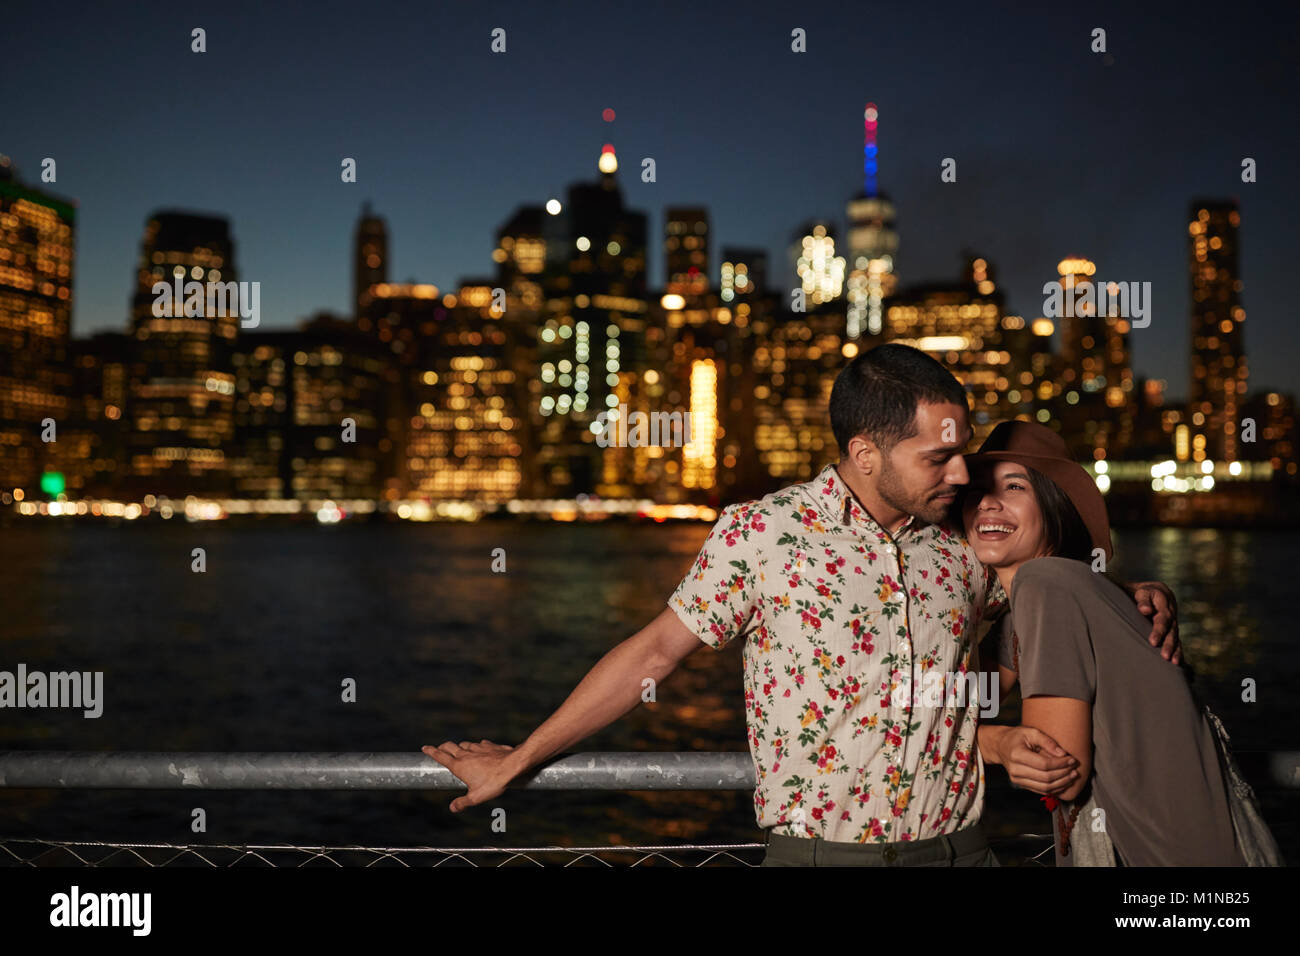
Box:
669 463 1006 843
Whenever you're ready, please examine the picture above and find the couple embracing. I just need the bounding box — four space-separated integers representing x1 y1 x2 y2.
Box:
425 343 1281 867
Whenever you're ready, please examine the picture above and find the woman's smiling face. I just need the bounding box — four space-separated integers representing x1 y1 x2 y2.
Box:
962 460 1050 570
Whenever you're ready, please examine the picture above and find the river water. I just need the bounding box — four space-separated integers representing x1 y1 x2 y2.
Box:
0 522 1294 864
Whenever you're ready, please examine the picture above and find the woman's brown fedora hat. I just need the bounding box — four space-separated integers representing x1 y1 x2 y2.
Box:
964 420 1113 560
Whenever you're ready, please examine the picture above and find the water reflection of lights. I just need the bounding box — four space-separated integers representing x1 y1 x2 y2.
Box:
14 497 721 523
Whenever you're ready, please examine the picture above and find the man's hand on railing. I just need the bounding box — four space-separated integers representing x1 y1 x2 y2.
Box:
421 740 522 812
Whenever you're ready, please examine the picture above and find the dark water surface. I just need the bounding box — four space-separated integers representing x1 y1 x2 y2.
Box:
0 522 1295 863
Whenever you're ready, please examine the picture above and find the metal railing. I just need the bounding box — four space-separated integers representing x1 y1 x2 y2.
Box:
0 751 766 867
2 750 1294 867
0 750 756 790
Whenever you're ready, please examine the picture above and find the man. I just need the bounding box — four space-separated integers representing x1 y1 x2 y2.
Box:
423 344 1178 865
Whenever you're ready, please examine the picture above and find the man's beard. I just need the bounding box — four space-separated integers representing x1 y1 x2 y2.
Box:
878 456 950 526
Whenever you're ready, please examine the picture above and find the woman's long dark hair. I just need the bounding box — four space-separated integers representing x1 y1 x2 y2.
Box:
1023 469 1095 563
1025 467 1199 686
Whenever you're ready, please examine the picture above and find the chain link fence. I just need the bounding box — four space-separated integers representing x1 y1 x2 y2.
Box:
0 835 1060 867
0 838 772 867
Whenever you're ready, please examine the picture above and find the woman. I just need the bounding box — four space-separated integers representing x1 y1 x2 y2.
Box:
963 420 1281 866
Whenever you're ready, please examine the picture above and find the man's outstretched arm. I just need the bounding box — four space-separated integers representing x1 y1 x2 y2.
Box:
422 606 705 812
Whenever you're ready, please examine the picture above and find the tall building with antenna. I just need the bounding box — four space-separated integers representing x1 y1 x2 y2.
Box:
845 102 898 338
526 143 649 494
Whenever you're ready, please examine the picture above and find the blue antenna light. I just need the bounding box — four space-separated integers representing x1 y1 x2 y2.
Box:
864 103 879 197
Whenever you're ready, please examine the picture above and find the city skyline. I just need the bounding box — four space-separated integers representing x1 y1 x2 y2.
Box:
4 152 1295 517
3 1 1297 396
4 157 1281 406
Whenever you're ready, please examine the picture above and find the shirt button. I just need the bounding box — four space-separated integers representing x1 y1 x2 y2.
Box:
884 543 897 555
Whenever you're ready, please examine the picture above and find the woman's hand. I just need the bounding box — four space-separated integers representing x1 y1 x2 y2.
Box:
994 726 1080 796
421 740 524 813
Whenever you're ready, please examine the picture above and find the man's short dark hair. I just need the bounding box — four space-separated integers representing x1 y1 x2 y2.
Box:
829 344 969 455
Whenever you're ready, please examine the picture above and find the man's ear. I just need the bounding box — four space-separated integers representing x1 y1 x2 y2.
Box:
846 433 879 476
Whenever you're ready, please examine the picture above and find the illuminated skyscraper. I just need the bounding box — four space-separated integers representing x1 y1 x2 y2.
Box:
403 282 524 501
647 289 753 502
1189 200 1247 462
354 203 388 316
747 298 844 485
845 103 898 338
720 246 767 302
61 331 129 497
494 205 547 308
740 255 846 489
359 281 443 496
126 211 238 496
231 314 389 500
530 144 648 494
0 156 74 494
665 207 709 297
358 274 531 501
1130 376 1178 459
791 222 845 306
654 209 719 498
230 331 294 498
1056 258 1134 400
1052 256 1135 457
1240 390 1295 478
884 256 1020 441
359 281 439 368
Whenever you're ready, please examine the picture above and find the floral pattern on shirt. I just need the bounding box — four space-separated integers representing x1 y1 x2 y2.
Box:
669 463 1006 843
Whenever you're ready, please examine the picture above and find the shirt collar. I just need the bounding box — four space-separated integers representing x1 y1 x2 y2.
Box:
814 463 919 539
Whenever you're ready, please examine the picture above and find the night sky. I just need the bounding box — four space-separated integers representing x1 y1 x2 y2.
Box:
4 0 1296 395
